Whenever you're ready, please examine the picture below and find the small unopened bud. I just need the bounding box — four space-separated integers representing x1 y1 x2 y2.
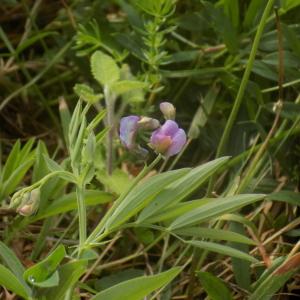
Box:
160 102 176 120
16 188 40 216
138 117 160 130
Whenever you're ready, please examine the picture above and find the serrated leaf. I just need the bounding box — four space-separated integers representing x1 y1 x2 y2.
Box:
91 51 120 86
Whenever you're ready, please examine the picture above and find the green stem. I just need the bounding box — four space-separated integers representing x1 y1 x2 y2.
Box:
104 86 116 175
85 155 162 246
168 138 191 170
76 183 86 256
207 0 275 195
158 233 170 272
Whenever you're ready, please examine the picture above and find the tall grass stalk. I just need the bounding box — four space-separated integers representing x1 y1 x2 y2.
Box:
207 0 276 195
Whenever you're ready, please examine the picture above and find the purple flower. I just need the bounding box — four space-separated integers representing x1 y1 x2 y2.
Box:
120 116 140 149
150 120 186 157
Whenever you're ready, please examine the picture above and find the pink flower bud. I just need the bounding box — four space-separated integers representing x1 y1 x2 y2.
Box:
160 102 176 120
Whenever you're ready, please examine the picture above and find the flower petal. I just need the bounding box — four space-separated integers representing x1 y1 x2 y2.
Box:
166 128 186 157
150 132 172 154
119 116 140 149
159 120 179 137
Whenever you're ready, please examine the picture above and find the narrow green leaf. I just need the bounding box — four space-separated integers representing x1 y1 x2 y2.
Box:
0 241 27 286
197 271 233 300
174 227 257 245
268 191 300 206
161 67 225 78
229 222 251 291
144 199 215 224
203 1 238 54
1 140 21 182
95 269 145 291
249 254 300 300
91 51 120 86
251 257 285 291
281 0 300 13
220 0 239 28
91 267 181 300
15 31 57 55
32 190 113 221
31 270 59 288
188 240 258 263
105 169 190 230
0 264 29 299
188 85 220 139
23 245 66 287
19 138 35 160
2 158 35 196
41 260 87 300
43 155 65 173
32 141 49 183
169 194 265 230
59 97 71 146
217 213 258 234
87 109 107 131
283 24 300 59
138 157 230 223
243 0 265 29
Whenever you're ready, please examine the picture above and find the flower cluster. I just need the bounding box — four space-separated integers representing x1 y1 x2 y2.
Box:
119 102 186 157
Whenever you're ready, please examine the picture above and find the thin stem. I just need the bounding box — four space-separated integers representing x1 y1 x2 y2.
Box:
158 157 169 173
158 234 170 272
235 6 284 194
76 183 86 256
168 138 191 170
104 86 116 175
85 155 162 246
207 0 276 195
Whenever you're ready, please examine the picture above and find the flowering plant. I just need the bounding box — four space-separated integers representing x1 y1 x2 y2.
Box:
120 102 186 158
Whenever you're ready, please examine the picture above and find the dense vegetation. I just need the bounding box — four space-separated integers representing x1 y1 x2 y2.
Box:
1 0 300 299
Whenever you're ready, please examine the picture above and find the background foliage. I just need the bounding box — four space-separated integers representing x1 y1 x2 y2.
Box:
1 0 300 299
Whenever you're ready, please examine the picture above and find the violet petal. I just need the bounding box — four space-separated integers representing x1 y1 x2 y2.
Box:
159 120 179 137
166 128 186 157
119 115 140 149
